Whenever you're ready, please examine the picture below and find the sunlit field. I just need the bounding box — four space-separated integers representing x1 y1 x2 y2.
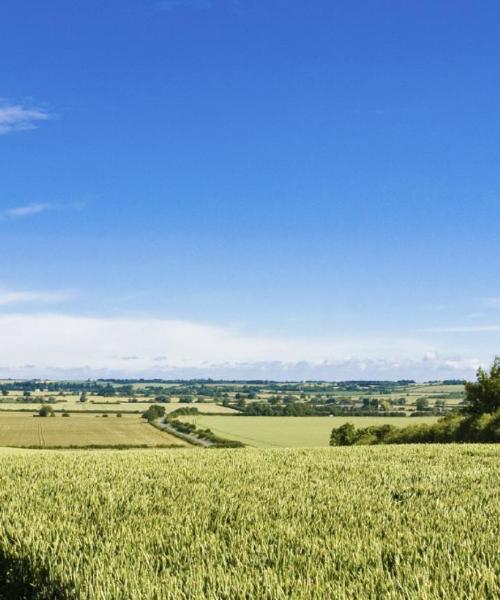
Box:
0 445 497 599
180 415 440 447
0 412 186 447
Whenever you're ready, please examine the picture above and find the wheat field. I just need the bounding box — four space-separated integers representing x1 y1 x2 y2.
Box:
0 444 497 599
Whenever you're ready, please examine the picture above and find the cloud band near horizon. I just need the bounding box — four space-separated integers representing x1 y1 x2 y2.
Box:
0 312 482 381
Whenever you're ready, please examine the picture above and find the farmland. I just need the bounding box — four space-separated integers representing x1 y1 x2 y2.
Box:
179 415 440 447
0 380 465 417
0 412 186 448
0 380 464 448
0 445 497 599
0 395 238 415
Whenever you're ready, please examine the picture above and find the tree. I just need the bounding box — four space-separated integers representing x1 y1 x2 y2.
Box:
416 398 429 411
38 405 54 417
330 422 357 446
155 395 171 403
142 405 166 422
464 357 500 415
178 395 193 404
79 393 88 403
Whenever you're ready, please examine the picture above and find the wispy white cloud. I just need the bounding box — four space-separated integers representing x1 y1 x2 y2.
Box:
2 203 52 219
0 102 51 135
0 290 73 306
1 202 85 221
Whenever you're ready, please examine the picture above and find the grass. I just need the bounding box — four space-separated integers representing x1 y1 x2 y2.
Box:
0 412 187 447
180 415 440 447
0 445 496 598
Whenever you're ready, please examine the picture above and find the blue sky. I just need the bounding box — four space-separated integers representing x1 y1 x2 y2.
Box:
1 0 499 380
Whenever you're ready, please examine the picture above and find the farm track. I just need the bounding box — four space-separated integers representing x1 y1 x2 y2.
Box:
37 421 45 447
155 421 212 447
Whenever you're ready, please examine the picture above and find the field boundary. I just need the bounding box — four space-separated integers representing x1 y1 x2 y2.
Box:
3 443 184 450
150 420 209 446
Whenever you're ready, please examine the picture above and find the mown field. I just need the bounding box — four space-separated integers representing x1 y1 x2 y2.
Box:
0 396 238 414
0 445 497 599
180 415 440 447
0 412 186 447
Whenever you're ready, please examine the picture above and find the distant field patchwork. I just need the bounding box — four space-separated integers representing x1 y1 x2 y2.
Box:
180 415 440 447
0 399 238 414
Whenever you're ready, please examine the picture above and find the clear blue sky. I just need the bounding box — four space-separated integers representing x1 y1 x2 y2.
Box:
1 0 499 380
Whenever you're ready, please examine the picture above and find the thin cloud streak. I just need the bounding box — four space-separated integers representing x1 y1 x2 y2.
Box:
0 103 50 135
1 202 85 221
3 203 51 219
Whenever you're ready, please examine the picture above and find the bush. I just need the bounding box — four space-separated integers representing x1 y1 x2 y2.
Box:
330 423 356 446
142 405 166 422
167 407 199 418
330 412 500 446
38 405 54 417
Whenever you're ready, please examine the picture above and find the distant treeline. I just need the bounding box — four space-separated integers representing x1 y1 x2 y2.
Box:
240 402 417 417
98 378 416 385
330 358 500 446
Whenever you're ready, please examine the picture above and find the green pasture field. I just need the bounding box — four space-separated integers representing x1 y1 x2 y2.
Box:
180 415 440 447
0 412 187 448
0 445 497 599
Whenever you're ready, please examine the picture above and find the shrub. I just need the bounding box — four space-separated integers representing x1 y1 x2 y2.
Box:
142 405 166 422
38 405 54 418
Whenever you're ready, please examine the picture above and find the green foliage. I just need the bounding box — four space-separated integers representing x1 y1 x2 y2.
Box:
37 405 54 418
154 395 171 403
330 423 356 446
167 406 199 418
168 419 244 447
330 412 500 446
464 357 500 415
142 405 166 422
416 397 430 411
178 395 193 404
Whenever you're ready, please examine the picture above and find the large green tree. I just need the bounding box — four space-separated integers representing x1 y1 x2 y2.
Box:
464 357 500 415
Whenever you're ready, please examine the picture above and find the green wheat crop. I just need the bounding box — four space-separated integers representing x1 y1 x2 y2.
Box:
0 445 497 599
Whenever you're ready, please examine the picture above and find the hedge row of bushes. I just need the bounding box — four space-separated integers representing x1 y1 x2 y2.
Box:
330 411 500 446
168 419 244 447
